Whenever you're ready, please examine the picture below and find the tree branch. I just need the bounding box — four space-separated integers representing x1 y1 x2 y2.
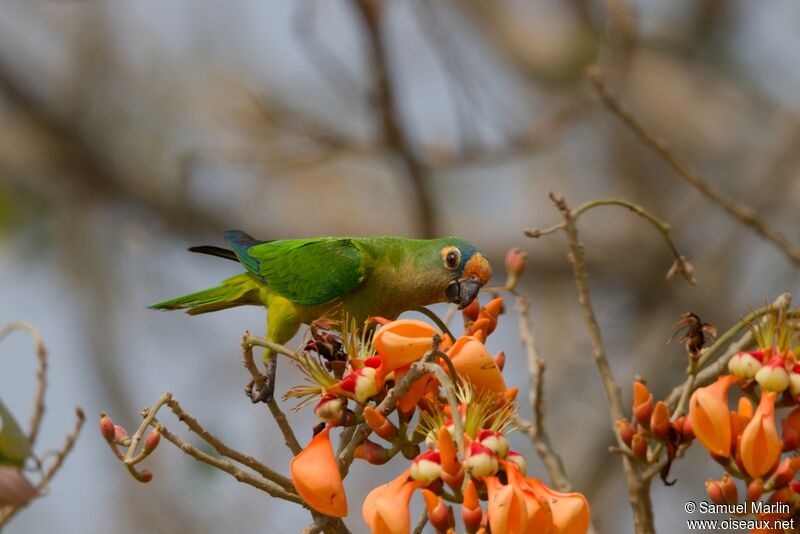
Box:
587 66 800 267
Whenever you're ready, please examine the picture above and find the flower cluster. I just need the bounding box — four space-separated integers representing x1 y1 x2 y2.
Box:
615 381 695 483
288 296 590 533
689 311 800 525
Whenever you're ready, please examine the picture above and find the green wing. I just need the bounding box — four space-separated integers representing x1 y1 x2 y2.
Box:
0 400 31 467
240 238 369 305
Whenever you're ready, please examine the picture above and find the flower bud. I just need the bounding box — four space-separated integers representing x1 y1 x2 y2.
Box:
363 406 398 441
631 433 648 460
505 450 527 476
680 415 695 441
143 429 161 454
783 407 800 451
728 351 763 379
504 248 527 289
114 425 130 446
462 299 481 324
747 478 764 502
354 439 392 465
632 381 653 428
616 419 634 447
462 479 483 534
706 473 737 505
99 414 115 442
410 450 443 483
755 355 790 392
326 367 379 404
790 365 800 397
494 351 505 372
477 430 508 458
313 394 345 424
650 401 670 440
771 458 796 489
139 469 153 483
464 441 499 478
423 489 454 532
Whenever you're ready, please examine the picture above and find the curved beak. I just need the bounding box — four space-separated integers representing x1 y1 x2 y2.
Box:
445 277 484 309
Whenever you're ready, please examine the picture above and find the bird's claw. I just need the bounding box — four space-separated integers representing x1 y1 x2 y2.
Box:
245 353 278 403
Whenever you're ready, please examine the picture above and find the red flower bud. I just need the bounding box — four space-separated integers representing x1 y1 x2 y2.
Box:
114 425 130 446
783 407 800 451
706 473 737 505
633 382 653 428
410 450 442 483
140 469 153 483
363 406 398 441
99 414 115 442
143 429 161 454
631 433 648 460
650 401 670 439
354 439 392 465
616 419 634 447
423 489 455 532
462 479 483 534
313 394 345 424
494 351 505 372
462 299 481 323
505 247 527 276
747 478 764 502
772 458 796 489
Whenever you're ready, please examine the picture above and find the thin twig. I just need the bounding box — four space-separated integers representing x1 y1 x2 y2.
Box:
546 192 655 534
0 408 85 527
152 419 304 505
0 321 47 445
412 507 428 534
165 396 294 490
241 334 304 455
515 295 573 492
526 197 695 284
587 66 800 267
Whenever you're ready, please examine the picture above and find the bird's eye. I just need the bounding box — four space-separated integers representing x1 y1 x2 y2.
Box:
442 248 461 270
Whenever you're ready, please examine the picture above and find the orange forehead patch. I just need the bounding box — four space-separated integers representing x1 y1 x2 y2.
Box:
464 252 492 284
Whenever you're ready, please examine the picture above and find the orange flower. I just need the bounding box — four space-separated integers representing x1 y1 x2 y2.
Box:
632 381 653 427
740 390 781 478
461 479 484 533
485 475 529 534
524 476 591 534
781 406 800 451
466 298 504 339
373 319 451 377
689 375 737 457
446 337 506 395
505 464 553 533
290 427 347 517
362 469 425 534
650 401 670 439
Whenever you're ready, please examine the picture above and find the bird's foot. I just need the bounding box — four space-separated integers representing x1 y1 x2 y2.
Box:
245 353 277 404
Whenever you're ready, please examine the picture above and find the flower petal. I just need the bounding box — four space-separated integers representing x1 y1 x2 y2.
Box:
741 391 781 478
290 427 347 517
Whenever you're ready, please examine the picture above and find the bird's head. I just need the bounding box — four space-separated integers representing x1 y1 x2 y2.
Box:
435 238 492 309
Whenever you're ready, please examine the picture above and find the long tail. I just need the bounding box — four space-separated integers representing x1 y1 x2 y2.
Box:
148 273 261 315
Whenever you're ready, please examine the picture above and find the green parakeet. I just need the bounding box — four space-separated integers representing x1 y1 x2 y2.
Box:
0 399 37 507
150 231 492 401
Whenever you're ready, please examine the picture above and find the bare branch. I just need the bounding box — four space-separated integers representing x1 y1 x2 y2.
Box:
587 66 800 267
515 296 573 492
545 193 655 534
0 322 47 446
